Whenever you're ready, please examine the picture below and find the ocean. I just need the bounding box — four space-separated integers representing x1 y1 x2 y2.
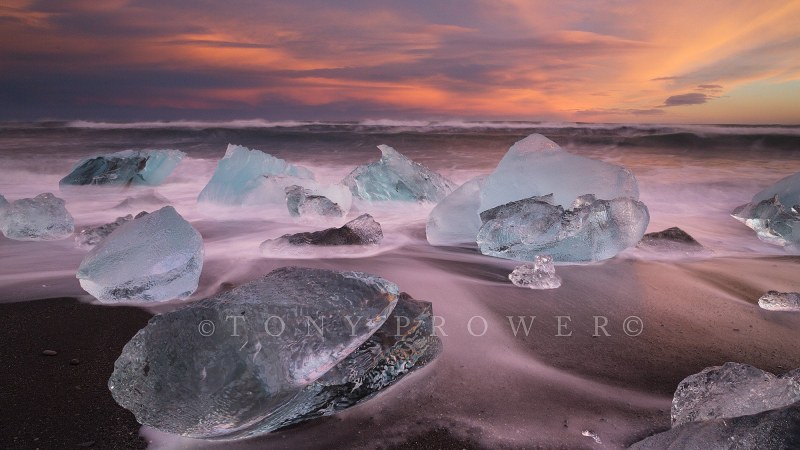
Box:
1 121 800 448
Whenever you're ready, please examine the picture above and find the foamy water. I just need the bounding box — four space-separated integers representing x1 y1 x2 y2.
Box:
1 122 800 448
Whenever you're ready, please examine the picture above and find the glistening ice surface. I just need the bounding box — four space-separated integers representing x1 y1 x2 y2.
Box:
2 121 800 448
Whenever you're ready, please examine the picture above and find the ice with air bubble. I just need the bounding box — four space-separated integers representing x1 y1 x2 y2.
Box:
108 267 405 438
427 134 644 253
76 206 203 303
343 144 455 202
0 193 75 241
60 149 184 186
508 255 562 289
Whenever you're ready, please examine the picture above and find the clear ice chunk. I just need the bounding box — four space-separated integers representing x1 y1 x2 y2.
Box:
426 134 641 245
0 193 75 241
76 206 203 303
671 362 800 427
108 267 401 438
75 212 148 250
229 292 442 437
197 144 314 205
343 144 455 202
732 195 800 249
285 185 344 218
758 291 800 312
630 401 800 450
260 213 382 255
60 149 185 186
477 194 649 262
508 255 562 289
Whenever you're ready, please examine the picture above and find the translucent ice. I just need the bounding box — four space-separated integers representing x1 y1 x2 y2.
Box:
426 134 641 245
732 195 800 249
60 149 184 186
285 185 344 218
758 291 800 312
671 362 800 426
76 206 203 303
477 194 649 262
198 144 315 205
75 212 148 250
426 176 486 246
343 144 455 202
260 214 382 255
630 401 800 450
0 193 74 241
508 255 562 289
108 267 401 438
230 292 442 437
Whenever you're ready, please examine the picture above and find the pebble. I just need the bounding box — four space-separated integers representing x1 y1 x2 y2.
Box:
41 350 57 356
70 358 80 365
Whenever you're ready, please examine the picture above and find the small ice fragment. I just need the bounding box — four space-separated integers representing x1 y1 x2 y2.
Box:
758 291 800 312
671 362 800 426
60 149 184 186
0 193 74 241
285 185 344 218
343 144 455 202
76 206 203 303
581 430 601 444
508 255 562 289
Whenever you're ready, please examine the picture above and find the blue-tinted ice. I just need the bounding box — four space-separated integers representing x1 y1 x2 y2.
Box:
0 193 74 241
108 267 413 438
76 206 203 303
427 134 642 246
477 194 649 262
343 144 455 202
60 149 184 186
732 172 800 249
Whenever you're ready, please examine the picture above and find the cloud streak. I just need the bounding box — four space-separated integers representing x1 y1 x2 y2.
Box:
0 0 798 122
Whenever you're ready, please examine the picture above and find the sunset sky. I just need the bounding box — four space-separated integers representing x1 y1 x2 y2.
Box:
1 0 799 123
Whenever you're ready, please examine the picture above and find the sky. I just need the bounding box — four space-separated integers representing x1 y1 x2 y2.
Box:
1 0 799 123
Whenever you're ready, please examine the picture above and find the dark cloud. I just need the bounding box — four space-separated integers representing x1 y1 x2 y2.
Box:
697 84 722 90
650 76 679 81
662 93 708 107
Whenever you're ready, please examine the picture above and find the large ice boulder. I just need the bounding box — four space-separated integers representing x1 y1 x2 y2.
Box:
343 144 455 202
732 172 800 249
0 193 74 241
476 194 648 262
228 292 442 437
285 185 344 218
76 206 203 303
60 149 185 186
107 267 435 438
74 212 148 250
427 134 642 248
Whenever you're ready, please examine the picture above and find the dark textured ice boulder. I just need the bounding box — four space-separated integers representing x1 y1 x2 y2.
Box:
108 267 440 439
260 213 382 256
629 401 800 450
60 149 185 186
0 193 74 241
638 226 706 254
